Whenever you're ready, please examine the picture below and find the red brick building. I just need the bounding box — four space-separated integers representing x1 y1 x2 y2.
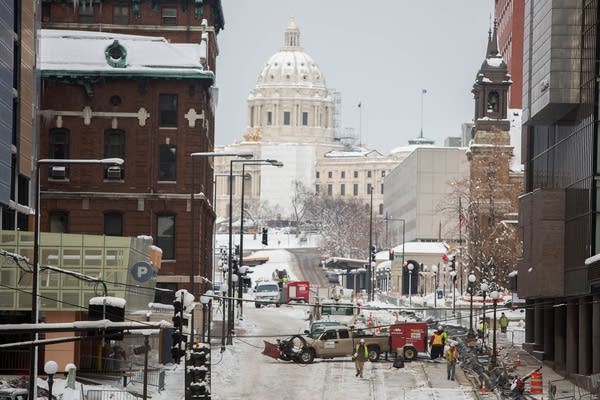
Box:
39 0 225 300
495 0 524 109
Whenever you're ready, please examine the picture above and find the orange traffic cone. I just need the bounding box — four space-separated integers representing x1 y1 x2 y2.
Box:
514 353 521 367
480 381 488 394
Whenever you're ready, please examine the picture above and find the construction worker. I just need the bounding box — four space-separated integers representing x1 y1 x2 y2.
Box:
353 338 369 378
429 326 446 359
444 342 459 380
499 312 509 333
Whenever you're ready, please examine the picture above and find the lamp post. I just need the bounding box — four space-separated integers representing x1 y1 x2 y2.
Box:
450 270 457 315
191 152 252 349
407 263 414 306
367 186 374 301
200 290 213 343
44 360 58 400
383 216 405 296
480 282 488 347
30 157 123 400
490 290 500 365
468 272 476 338
238 160 282 316
432 264 438 308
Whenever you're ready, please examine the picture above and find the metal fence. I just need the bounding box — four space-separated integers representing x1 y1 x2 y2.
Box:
129 368 165 391
86 389 137 400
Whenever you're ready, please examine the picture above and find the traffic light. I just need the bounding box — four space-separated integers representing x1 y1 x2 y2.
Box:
171 297 187 363
234 245 240 256
261 228 268 246
231 258 239 276
389 249 395 261
371 245 376 262
450 256 457 283
187 343 211 399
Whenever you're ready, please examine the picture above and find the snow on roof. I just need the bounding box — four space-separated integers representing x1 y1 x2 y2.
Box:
40 29 213 80
89 296 126 308
392 241 448 254
324 149 382 157
486 56 505 67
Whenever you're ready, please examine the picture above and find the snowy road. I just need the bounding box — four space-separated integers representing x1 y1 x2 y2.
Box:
209 249 478 400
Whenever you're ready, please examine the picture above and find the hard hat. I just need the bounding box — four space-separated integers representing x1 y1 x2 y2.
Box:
359 338 365 343
438 325 443 331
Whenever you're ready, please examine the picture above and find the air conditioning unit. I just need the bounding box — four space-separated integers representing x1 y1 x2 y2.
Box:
107 166 123 180
49 166 66 179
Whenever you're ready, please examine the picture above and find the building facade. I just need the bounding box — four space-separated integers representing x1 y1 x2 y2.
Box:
519 0 600 375
495 0 524 109
384 146 470 243
0 1 37 231
38 0 224 302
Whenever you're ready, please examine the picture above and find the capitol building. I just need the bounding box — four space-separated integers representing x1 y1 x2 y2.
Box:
214 18 407 225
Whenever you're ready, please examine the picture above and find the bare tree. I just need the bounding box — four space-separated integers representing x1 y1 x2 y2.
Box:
289 180 313 231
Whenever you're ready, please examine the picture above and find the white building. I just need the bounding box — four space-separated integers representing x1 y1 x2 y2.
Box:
383 146 470 242
214 18 408 221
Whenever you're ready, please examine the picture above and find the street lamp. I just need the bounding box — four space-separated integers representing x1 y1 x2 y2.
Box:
191 152 252 349
383 215 406 289
480 282 489 347
468 272 476 338
490 290 500 365
432 264 438 308
450 270 457 315
407 263 414 306
200 290 214 343
30 157 123 400
238 160 282 316
44 360 58 400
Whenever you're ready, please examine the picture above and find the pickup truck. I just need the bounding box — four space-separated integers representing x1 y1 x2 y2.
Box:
263 322 429 364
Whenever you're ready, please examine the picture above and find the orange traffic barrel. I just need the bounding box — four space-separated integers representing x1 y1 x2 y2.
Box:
529 371 543 394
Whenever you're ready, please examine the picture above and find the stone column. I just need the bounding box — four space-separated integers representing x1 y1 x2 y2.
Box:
525 299 535 344
566 299 578 374
578 296 591 374
534 300 544 348
593 294 600 374
543 301 554 360
554 300 566 373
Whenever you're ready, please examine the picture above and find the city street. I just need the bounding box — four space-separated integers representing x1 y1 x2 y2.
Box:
209 249 478 400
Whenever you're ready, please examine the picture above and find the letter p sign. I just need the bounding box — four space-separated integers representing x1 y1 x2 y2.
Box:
130 261 153 282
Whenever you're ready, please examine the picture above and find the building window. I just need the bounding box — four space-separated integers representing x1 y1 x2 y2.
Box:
159 94 178 127
302 112 308 126
379 204 384 215
341 171 346 179
315 184 320 194
42 3 51 22
353 184 358 196
381 170 386 177
78 2 94 22
327 184 332 196
328 171 332 179
340 184 345 196
381 183 384 194
353 171 358 178
49 211 68 233
250 106 255 127
158 145 176 181
113 5 129 24
104 129 125 179
283 111 291 125
161 7 177 25
267 111 272 125
104 212 123 236
367 170 372 178
316 171 320 179
49 129 69 159
49 129 69 179
367 183 372 194
157 215 175 259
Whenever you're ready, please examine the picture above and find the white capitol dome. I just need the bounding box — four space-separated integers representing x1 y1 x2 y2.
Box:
256 17 326 89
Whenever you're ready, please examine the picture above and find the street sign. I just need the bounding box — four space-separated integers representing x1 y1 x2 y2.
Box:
130 261 153 282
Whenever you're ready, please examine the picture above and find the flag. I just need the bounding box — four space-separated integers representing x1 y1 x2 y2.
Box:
422 89 427 94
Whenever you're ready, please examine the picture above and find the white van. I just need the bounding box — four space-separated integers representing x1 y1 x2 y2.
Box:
254 281 281 308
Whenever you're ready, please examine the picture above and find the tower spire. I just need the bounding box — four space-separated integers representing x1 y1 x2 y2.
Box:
284 16 301 49
486 18 500 58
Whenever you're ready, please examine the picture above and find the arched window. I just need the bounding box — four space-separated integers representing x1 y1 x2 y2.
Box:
487 91 499 112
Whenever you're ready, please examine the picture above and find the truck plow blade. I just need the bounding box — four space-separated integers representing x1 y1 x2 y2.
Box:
262 340 281 359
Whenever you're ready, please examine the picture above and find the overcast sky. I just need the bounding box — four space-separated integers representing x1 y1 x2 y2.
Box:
215 1 495 153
